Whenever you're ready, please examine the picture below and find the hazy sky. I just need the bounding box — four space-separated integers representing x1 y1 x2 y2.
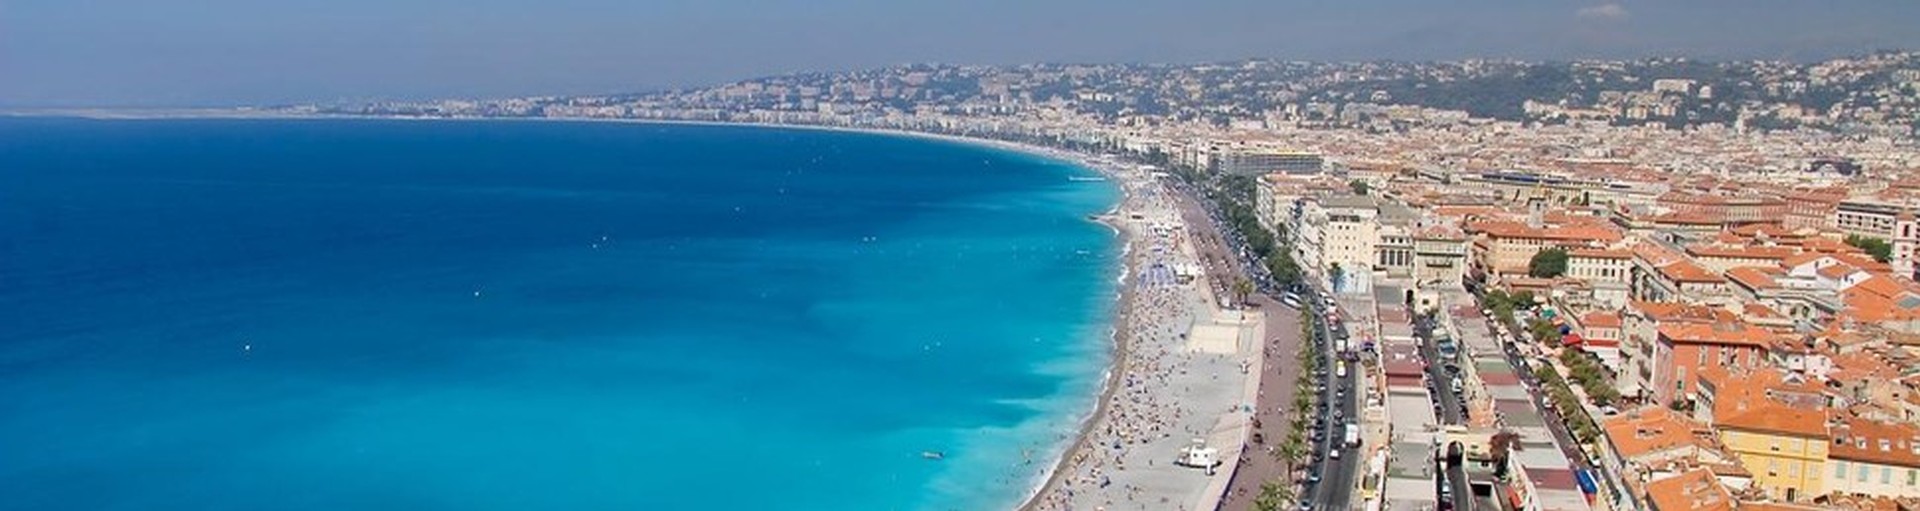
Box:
4 0 1918 107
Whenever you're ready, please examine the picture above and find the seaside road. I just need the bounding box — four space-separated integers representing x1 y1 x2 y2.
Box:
1216 295 1306 511
1171 185 1246 308
1311 333 1359 511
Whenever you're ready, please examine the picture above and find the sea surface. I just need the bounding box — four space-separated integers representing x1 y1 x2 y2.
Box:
0 118 1120 510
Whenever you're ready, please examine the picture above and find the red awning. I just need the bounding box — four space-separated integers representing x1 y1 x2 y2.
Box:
1562 334 1583 347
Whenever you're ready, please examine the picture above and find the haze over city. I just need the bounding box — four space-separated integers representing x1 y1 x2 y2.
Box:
4 0 1920 107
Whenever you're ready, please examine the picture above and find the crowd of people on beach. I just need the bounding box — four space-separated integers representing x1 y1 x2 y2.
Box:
1027 173 1250 511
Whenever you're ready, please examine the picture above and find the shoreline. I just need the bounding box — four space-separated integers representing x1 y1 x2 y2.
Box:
11 111 1160 511
1014 188 1142 511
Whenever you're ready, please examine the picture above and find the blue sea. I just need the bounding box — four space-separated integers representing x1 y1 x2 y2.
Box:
0 118 1119 510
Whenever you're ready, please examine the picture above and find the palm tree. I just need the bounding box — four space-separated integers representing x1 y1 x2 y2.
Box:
1255 481 1288 511
1234 278 1254 305
1276 437 1303 466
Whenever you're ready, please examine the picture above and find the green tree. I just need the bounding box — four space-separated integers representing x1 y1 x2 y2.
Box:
1528 247 1570 278
1349 179 1370 196
1528 318 1560 344
1483 288 1511 312
1277 436 1304 465
1255 481 1289 511
1266 252 1302 288
1846 234 1893 263
1234 279 1254 305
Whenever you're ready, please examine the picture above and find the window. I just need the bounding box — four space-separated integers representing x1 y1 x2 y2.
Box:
1860 464 1870 482
1837 461 1849 478
1907 469 1915 486
1883 467 1892 485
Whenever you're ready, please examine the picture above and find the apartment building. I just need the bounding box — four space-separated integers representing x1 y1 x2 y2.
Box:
1712 387 1830 502
1833 196 1920 278
1468 220 1624 276
1412 225 1471 287
1826 418 1920 499
1650 322 1775 405
1319 194 1381 281
1569 248 1634 309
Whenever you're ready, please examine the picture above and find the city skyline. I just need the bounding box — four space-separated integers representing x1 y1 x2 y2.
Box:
5 0 1920 107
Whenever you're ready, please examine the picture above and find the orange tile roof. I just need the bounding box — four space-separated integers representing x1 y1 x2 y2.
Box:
1656 259 1724 283
1831 418 1920 469
1602 408 1703 460
1629 301 1739 324
1643 468 1733 511
1798 237 1854 254
1724 266 1782 290
1467 219 1624 244
1730 223 1802 239
1840 283 1920 323
1742 302 1785 321
1581 311 1622 329
1717 405 1828 438
1833 252 1893 272
1652 212 1724 226
1568 248 1632 259
1782 252 1836 269
1658 323 1776 349
1820 262 1864 279
1829 351 1901 381
1707 232 1749 244
1633 243 1685 265
1685 244 1800 261
1712 370 1829 437
1849 275 1910 299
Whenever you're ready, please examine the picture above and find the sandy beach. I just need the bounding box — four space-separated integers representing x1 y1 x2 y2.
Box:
1017 160 1265 511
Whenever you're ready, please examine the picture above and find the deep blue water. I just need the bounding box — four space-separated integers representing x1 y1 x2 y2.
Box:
0 118 1119 510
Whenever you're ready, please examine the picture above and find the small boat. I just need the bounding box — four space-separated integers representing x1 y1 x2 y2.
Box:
920 451 945 460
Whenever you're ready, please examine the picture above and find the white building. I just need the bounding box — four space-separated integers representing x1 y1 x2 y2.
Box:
1319 194 1381 285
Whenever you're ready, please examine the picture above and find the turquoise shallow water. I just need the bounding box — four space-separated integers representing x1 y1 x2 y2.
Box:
0 118 1119 510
